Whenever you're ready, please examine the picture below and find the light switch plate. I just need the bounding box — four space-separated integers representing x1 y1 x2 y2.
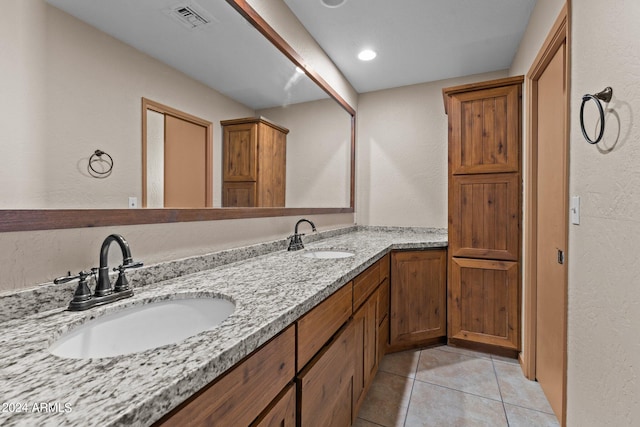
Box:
571 196 580 225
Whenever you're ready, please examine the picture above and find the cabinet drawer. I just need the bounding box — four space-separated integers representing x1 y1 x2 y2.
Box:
297 284 353 371
353 262 380 311
158 326 295 427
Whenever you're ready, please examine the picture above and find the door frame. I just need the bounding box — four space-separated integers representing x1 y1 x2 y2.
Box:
523 2 570 424
141 98 214 207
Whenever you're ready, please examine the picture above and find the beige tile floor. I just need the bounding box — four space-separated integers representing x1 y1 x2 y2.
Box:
354 345 559 427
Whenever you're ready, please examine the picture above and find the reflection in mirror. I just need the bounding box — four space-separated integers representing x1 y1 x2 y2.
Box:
0 0 352 210
143 98 214 208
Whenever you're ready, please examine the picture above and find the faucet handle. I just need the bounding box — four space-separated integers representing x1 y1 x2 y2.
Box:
113 261 143 293
114 261 144 271
54 271 80 284
55 270 94 310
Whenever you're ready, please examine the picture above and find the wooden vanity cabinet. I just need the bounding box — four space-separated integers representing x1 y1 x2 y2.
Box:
221 117 288 207
389 249 447 352
351 255 389 420
156 326 295 427
158 255 393 427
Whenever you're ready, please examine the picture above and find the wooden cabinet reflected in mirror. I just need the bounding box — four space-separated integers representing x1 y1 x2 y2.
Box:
222 117 288 208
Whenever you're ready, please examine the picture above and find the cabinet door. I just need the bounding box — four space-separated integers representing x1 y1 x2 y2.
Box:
390 250 447 351
251 384 296 427
450 173 520 261
352 293 379 419
377 279 390 362
448 84 520 175
297 322 355 427
222 182 256 207
448 257 519 350
223 123 257 181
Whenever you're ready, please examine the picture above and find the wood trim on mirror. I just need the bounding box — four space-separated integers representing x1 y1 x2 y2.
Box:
0 208 353 233
226 0 356 117
0 0 356 233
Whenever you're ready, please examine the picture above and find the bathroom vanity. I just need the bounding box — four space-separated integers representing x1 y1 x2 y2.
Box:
0 227 447 427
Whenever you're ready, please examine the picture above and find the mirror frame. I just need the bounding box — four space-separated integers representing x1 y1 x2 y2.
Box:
0 0 355 233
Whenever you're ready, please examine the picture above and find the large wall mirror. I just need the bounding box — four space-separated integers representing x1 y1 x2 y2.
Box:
0 0 354 231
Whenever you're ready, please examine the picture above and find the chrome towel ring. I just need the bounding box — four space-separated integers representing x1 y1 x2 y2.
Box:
580 86 612 144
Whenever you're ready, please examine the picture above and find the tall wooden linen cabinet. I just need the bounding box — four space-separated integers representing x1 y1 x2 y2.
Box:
221 117 289 207
443 76 523 354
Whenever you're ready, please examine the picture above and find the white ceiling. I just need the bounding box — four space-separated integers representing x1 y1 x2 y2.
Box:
46 0 328 110
283 0 537 93
46 0 536 107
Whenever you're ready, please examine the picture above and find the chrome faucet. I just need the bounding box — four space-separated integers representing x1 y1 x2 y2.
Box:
288 219 317 251
54 234 142 311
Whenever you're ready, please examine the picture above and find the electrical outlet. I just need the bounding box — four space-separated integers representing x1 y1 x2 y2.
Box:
128 197 138 209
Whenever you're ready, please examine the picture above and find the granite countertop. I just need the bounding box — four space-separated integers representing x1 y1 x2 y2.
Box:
0 227 447 427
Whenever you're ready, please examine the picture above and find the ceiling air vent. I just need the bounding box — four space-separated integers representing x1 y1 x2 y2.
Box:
164 2 215 30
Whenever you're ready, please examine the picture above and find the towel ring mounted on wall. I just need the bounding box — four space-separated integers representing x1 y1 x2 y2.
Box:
88 149 114 178
580 86 613 144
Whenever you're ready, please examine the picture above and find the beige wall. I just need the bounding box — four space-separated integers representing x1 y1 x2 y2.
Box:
259 99 351 207
509 0 640 424
0 0 356 292
0 213 353 292
356 70 507 227
567 1 640 424
0 0 254 209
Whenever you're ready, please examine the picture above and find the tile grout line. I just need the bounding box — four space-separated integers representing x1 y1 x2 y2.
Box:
356 415 386 427
401 350 422 427
491 357 511 426
411 377 505 404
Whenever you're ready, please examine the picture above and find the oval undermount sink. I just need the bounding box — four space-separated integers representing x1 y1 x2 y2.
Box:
301 250 355 259
49 297 235 359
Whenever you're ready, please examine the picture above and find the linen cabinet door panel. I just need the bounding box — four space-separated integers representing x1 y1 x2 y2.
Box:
222 182 257 207
223 123 257 181
450 173 520 261
449 257 519 350
449 84 520 175
389 250 447 351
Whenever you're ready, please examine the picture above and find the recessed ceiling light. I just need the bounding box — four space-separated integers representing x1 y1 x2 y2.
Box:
358 49 377 61
321 0 346 8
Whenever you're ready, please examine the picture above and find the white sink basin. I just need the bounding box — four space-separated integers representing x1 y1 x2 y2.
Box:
301 250 355 259
49 297 235 359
